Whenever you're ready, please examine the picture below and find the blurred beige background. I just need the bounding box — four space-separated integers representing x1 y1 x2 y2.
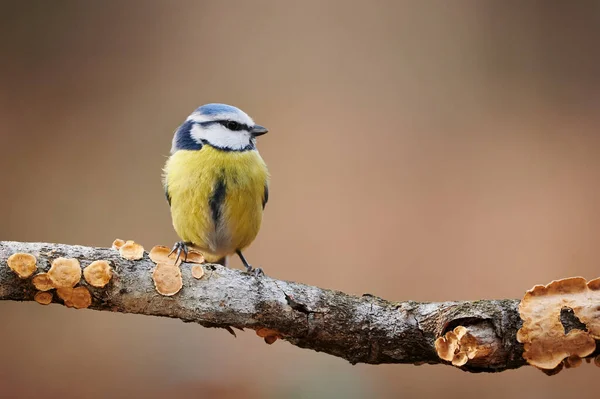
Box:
1 0 600 397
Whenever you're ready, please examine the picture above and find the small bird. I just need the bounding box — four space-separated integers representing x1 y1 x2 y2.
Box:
162 103 270 275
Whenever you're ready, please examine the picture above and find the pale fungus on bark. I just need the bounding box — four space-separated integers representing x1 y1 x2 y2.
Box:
71 286 92 309
47 258 81 288
434 325 495 367
56 286 92 309
34 291 53 305
32 273 54 291
56 287 73 304
435 327 466 366
119 240 145 260
6 253 37 279
111 239 126 250
152 263 183 296
149 245 182 266
4 241 600 373
516 276 600 371
184 251 205 264
191 265 204 279
83 260 113 288
545 354 592 375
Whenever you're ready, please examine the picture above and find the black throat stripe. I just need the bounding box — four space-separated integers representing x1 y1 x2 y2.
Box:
209 174 227 228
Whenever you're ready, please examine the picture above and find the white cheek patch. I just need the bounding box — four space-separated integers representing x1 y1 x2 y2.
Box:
190 123 252 150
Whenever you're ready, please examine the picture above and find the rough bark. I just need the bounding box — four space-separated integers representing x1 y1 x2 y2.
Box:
0 240 590 373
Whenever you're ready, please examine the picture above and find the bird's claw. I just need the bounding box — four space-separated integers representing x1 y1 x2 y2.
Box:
244 264 264 277
236 250 264 277
168 241 189 264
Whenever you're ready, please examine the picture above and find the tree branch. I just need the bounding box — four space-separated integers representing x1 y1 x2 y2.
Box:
0 240 591 373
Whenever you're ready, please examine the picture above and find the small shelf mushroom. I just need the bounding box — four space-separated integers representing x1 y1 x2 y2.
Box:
152 263 183 296
517 276 600 372
83 260 113 288
47 258 81 288
7 253 37 279
34 291 53 305
119 240 144 260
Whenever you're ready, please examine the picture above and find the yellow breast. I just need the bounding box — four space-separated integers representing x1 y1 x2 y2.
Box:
163 146 269 261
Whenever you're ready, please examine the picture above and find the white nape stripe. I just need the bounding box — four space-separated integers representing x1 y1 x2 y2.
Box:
190 123 253 150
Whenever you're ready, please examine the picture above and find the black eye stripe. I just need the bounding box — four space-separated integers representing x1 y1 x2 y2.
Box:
222 121 245 131
199 120 250 131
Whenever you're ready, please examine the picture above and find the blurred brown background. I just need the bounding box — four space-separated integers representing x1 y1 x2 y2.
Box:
1 0 600 397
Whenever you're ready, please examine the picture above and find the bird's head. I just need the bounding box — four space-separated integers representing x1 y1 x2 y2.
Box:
171 103 268 153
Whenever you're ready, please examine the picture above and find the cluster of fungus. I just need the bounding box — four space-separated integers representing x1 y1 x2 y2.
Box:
434 325 495 367
113 239 145 260
149 245 204 266
7 240 209 304
517 276 600 374
39 257 110 308
6 238 210 309
148 245 205 296
5 252 114 309
113 239 206 296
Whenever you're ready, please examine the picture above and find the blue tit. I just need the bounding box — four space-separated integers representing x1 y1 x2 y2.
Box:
162 103 270 275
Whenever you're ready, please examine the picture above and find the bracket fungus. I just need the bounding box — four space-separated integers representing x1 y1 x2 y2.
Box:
152 263 183 296
119 240 145 260
183 250 204 264
34 291 53 305
563 355 583 369
149 245 205 266
517 276 600 371
256 328 281 345
191 265 204 279
434 325 496 367
83 260 113 288
111 239 125 250
48 258 81 288
149 245 182 266
56 288 71 303
32 273 54 291
7 253 37 279
57 286 92 309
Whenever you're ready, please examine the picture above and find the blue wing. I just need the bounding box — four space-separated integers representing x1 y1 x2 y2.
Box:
262 183 269 209
165 183 171 206
164 178 171 206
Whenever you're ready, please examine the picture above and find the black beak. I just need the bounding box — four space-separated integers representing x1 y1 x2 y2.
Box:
251 124 268 137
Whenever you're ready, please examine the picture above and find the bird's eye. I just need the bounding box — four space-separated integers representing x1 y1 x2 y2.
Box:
226 121 242 131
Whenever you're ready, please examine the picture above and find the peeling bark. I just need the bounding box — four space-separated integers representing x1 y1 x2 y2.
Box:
0 241 595 372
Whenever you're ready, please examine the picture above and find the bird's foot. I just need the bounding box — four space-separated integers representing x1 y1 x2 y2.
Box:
245 264 264 277
236 249 264 277
168 241 190 264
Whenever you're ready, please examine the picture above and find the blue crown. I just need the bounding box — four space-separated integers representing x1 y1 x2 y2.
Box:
195 103 242 116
